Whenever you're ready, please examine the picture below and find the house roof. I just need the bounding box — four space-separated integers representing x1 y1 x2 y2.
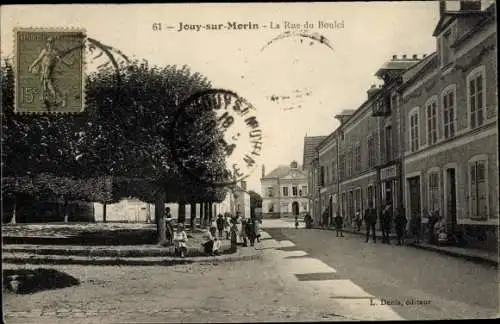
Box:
401 52 438 85
302 136 327 168
432 9 489 37
262 164 305 179
375 58 421 78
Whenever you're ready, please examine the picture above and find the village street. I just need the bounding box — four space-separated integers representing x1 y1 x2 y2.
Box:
3 219 497 323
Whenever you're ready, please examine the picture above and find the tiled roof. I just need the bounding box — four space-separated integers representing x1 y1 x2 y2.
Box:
402 53 438 85
375 59 420 77
302 136 326 168
263 164 305 179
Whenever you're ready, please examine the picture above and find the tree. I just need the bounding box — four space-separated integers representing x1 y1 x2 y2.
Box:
84 60 230 242
2 57 230 241
249 190 263 218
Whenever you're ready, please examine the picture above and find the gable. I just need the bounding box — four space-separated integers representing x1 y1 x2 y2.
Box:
282 169 307 180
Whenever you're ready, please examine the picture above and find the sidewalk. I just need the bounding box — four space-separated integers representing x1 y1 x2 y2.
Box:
325 225 498 267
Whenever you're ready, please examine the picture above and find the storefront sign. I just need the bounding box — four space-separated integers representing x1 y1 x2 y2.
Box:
381 164 398 180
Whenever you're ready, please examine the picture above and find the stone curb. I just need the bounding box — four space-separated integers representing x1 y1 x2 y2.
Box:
1 250 263 266
1 245 232 258
316 226 398 239
406 242 498 268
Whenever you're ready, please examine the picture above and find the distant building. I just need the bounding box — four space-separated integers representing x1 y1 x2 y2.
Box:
260 161 309 218
217 181 251 219
303 136 326 224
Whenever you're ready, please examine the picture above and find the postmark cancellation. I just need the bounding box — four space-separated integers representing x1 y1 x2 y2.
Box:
13 27 87 114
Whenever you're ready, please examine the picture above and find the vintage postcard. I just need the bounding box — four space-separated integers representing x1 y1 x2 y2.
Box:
1 1 498 323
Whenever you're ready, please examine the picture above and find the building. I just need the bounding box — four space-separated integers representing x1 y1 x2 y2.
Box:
261 161 309 218
302 136 327 224
372 54 423 222
217 181 251 219
400 0 498 250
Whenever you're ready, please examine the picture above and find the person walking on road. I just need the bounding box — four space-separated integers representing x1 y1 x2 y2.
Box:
410 212 422 244
334 213 344 237
355 209 362 232
395 207 407 246
364 202 377 243
381 203 393 244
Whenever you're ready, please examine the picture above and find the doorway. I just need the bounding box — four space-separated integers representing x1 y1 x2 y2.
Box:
292 201 299 216
408 176 421 222
446 168 457 236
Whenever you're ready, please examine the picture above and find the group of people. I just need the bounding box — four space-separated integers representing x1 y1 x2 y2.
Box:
318 202 410 245
162 208 263 258
362 202 407 245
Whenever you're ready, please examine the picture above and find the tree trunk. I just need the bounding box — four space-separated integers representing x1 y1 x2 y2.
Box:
208 202 213 224
155 193 166 244
178 203 186 224
200 202 205 227
103 203 107 223
204 203 210 226
190 203 196 228
10 196 17 224
63 199 69 223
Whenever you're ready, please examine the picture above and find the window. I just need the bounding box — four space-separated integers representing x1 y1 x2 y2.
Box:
426 98 438 146
300 185 307 196
367 136 375 168
428 171 440 214
467 66 486 129
301 202 308 211
442 86 456 139
348 191 354 218
268 203 274 213
267 186 273 197
282 187 289 197
440 25 456 67
354 144 361 171
281 202 289 213
331 161 336 183
367 185 375 208
341 192 346 217
409 108 420 152
354 188 362 213
390 93 398 111
469 158 488 220
326 166 329 184
385 125 392 161
347 150 353 177
320 166 325 187
339 155 345 180
292 186 298 196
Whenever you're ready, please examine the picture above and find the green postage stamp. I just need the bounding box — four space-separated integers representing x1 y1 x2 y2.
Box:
14 28 86 113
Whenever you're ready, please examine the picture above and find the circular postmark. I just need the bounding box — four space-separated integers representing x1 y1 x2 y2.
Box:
170 88 263 188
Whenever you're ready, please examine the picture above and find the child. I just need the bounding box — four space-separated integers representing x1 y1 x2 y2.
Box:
173 224 188 258
216 214 225 238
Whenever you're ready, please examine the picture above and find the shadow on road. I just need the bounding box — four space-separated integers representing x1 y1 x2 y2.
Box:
3 268 80 294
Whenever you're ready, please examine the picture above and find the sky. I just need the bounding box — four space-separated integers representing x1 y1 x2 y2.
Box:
2 2 442 194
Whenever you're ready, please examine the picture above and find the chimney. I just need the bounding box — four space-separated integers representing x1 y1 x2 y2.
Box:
392 54 398 60
402 54 407 59
439 0 446 15
460 1 481 11
367 84 380 99
261 164 265 178
412 54 418 59
423 53 427 58
291 161 298 169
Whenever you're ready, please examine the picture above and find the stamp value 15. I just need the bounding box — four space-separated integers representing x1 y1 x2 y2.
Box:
14 28 86 113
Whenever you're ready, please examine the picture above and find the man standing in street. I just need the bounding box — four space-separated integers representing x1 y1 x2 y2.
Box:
381 203 393 244
364 202 376 243
395 207 407 246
